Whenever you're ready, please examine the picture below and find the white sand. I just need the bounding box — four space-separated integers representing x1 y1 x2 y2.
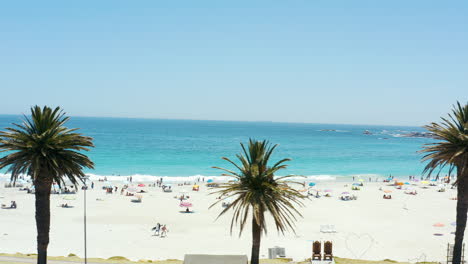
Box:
0 179 460 262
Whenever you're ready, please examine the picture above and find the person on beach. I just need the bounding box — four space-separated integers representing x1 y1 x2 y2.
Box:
91 182 94 189
153 223 161 236
161 225 168 237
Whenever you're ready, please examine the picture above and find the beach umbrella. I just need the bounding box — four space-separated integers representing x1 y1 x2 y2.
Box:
386 177 392 181
179 201 193 208
352 183 361 186
383 190 392 193
404 182 410 185
396 182 404 186
207 179 214 183
431 179 437 182
308 182 316 187
421 181 429 184
433 222 445 227
137 183 145 187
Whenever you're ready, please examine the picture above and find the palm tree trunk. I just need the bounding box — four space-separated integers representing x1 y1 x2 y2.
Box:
35 176 52 264
453 169 468 264
251 216 262 264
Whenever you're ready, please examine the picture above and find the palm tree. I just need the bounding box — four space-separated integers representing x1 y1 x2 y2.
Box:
210 139 305 264
0 106 94 264
421 101 468 264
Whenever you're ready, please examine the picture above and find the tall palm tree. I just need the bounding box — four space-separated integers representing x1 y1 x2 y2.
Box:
210 139 305 264
421 102 468 264
0 106 94 264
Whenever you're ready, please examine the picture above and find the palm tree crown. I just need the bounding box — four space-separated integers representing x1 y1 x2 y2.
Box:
211 139 305 235
421 101 468 178
0 105 94 185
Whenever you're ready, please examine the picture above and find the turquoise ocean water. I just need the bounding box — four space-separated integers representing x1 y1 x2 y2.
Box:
0 115 436 180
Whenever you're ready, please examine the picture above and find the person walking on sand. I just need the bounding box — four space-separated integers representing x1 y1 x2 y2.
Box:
153 223 161 236
161 225 168 237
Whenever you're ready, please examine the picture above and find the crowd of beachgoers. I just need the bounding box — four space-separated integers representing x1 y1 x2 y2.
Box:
0 174 459 262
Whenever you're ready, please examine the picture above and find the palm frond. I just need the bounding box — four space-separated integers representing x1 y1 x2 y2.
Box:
420 101 468 182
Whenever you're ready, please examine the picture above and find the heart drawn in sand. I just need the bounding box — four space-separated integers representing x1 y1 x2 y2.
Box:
344 233 375 259
408 253 427 263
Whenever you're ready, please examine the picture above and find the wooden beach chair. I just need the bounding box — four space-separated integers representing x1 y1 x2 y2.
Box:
323 241 333 260
312 241 321 260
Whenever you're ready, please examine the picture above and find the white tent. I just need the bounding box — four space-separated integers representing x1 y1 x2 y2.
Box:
183 254 248 264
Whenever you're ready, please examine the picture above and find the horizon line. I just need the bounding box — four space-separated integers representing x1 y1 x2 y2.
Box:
0 113 426 128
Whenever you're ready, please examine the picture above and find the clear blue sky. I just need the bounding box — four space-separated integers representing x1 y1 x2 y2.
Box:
0 1 466 126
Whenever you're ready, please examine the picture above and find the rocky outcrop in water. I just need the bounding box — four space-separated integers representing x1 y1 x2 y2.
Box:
400 132 437 139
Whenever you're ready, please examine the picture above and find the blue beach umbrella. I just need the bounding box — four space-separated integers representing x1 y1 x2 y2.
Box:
309 182 316 187
352 183 361 186
431 179 437 182
404 182 410 185
207 179 214 183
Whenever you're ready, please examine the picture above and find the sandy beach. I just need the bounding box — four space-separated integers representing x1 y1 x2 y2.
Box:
0 177 459 262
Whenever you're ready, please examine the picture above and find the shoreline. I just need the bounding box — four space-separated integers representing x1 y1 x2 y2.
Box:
0 173 429 185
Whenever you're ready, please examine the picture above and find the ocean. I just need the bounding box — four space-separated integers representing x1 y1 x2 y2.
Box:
0 115 437 181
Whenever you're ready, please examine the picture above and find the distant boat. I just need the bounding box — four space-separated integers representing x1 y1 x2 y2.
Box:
363 130 372 135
